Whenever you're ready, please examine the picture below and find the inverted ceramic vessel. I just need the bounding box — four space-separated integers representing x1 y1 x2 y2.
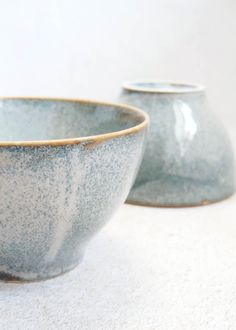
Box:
119 81 235 207
0 97 148 281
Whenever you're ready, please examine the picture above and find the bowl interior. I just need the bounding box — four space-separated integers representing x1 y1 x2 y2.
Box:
0 98 145 142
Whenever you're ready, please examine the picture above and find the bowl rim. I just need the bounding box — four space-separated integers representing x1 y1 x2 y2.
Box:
122 80 205 94
0 97 149 147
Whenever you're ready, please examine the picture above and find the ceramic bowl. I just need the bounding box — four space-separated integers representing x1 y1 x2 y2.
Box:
0 97 148 281
118 80 235 207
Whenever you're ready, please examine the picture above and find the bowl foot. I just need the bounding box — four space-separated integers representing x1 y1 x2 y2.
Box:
0 257 84 283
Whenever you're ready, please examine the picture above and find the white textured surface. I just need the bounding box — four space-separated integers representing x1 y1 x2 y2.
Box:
1 192 236 329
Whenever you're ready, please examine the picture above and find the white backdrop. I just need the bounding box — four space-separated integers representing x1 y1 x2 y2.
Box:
0 0 235 126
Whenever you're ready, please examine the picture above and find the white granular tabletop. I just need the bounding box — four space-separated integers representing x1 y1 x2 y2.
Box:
0 196 236 329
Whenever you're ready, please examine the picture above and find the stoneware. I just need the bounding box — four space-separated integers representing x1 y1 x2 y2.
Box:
118 80 235 207
0 97 148 281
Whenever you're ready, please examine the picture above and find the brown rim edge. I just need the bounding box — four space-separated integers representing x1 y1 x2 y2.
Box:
126 191 235 208
0 97 149 147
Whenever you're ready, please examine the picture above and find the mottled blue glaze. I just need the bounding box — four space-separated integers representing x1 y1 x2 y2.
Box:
0 98 148 281
119 81 235 206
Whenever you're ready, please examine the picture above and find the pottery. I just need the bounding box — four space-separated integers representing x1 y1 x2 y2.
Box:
0 97 148 281
119 80 235 207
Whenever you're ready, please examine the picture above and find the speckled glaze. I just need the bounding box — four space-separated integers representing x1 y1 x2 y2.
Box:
119 81 235 207
0 98 148 281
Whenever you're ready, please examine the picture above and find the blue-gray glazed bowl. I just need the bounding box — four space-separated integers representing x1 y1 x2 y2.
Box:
119 80 235 207
0 97 148 281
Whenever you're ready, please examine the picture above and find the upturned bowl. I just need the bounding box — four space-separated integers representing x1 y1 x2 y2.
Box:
0 97 148 281
119 80 235 207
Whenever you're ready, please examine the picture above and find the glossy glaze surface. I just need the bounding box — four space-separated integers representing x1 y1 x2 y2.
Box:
119 81 235 206
0 98 148 281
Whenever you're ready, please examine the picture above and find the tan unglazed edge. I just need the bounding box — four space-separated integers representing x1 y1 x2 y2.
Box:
126 191 235 208
0 97 149 147
122 80 205 94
